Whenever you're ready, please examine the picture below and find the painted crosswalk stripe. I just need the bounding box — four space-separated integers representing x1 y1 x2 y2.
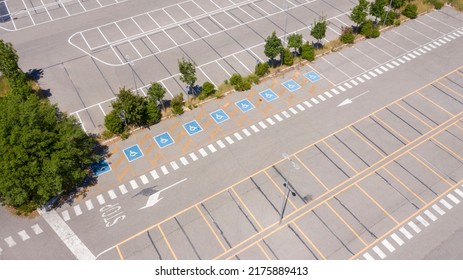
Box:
274 114 283 121
423 46 432 51
447 34 455 40
432 204 446 215
180 156 189 165
435 40 442 46
150 169 159 180
418 48 426 54
161 165 169 175
85 200 94 211
31 224 43 235
424 210 437 221
331 88 340 94
362 74 370 80
107 190 116 200
242 128 251 136
416 215 430 227
439 199 453 209
382 239 395 253
171 161 180 169
459 30 463 35
199 148 208 157
74 205 82 216
304 101 312 108
454 188 463 197
310 98 319 104
266 118 276 125
344 82 352 89
375 68 383 74
4 237 16 248
447 193 460 204
403 55 411 61
429 43 437 48
18 230 30 241
380 66 388 72
408 221 421 233
408 53 417 59
412 50 421 56
140 175 149 185
208 144 217 153
397 58 406 63
373 246 386 259
391 233 404 246
251 125 260 133
0 247 3 254
324 91 333 98
318 94 326 101
338 85 346 92
453 32 460 37
392 61 400 66
350 79 358 86
234 132 243 140
282 111 291 118
259 121 268 129
130 180 139 190
189 152 199 161
357 77 365 83
386 63 394 69
118 184 128 195
217 140 226 148
399 227 413 239
289 107 298 114
369 71 377 77
443 37 451 42
296 104 305 111
225 136 234 144
363 252 374 260
97 194 106 205
62 210 70 221
438 39 446 44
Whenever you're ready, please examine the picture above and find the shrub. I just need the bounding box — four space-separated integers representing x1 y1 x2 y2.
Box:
381 10 396 26
402 4 418 19
432 0 445 9
339 26 355 44
201 81 215 99
282 48 293 66
145 101 162 125
170 94 185 116
104 110 125 134
255 62 270 77
394 19 401 26
229 73 243 86
300 43 315 61
361 20 380 38
246 74 259 85
234 79 251 91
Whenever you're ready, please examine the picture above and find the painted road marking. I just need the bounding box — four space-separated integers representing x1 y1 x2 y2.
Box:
424 210 437 221
350 80 358 86
382 239 395 253
251 125 259 133
289 107 298 114
373 246 386 259
338 85 346 92
74 205 82 216
408 53 416 59
324 91 333 98
183 120 203 136
236 99 255 112
180 157 189 165
416 215 430 227
317 94 326 101
234 132 243 140
189 152 198 161
454 188 463 197
97 195 106 205
369 71 377 77
310 98 319 104
266 118 275 125
161 165 169 175
304 101 312 108
123 144 144 162
208 144 217 153
242 128 251 136
357 77 365 83
274 114 283 121
130 180 139 190
344 82 352 89
260 89 279 102
297 104 305 111
408 221 421 233
304 71 321 82
154 132 175 148
447 193 460 204
397 58 406 63
375 68 383 74
418 48 426 54
282 111 291 118
18 230 30 241
412 51 421 56
424 46 432 51
363 252 374 260
400 227 413 239
331 88 340 95
282 79 301 92
403 55 411 61
140 175 149 184
31 224 43 235
429 43 437 48
91 159 111 176
119 184 128 195
391 233 404 246
386 63 394 69
225 136 234 144
150 169 159 180
199 148 208 157
392 61 400 66
108 190 117 200
259 121 267 129
62 210 70 221
432 204 446 215
171 161 180 170
5 237 16 248
362 74 371 80
438 39 446 44
210 109 230 124
217 140 226 148
85 200 94 211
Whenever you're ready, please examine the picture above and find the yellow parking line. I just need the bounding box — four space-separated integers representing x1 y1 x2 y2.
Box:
293 155 330 191
168 121 179 133
110 155 125 169
144 141 157 155
356 184 399 224
309 84 316 95
436 81 463 99
256 242 271 260
372 114 410 143
416 91 454 116
408 152 453 187
394 102 434 129
209 126 222 139
149 152 163 166
278 87 285 96
292 222 326 260
158 225 178 260
116 245 124 260
322 140 359 173
202 118 214 130
432 138 463 162
325 202 368 246
348 126 386 157
222 101 230 109
110 144 120 155
138 133 151 147
263 170 298 210
230 188 263 231
116 166 132 182
382 167 427 205
455 123 463 132
195 205 227 252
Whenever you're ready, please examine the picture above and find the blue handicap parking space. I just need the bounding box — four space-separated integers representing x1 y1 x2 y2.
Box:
154 132 175 149
183 120 203 136
123 144 144 162
282 79 301 92
304 71 321 82
235 99 255 112
210 109 230 124
91 159 111 176
260 89 279 102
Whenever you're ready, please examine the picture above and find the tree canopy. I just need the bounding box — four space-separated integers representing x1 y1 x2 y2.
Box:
311 17 328 46
350 0 370 29
287 33 303 54
178 58 197 95
264 31 283 63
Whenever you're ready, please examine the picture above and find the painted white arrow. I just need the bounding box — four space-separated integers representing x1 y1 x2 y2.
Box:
139 178 188 210
337 90 370 107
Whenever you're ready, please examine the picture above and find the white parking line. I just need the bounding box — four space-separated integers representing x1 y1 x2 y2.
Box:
161 165 169 175
234 132 243 140
373 246 386 259
266 118 276 125
424 210 437 221
31 224 43 235
189 152 199 161
74 205 83 216
251 125 260 133
180 156 189 165
62 210 70 221
382 239 395 253
399 227 413 239
258 121 268 129
289 107 298 114
408 221 421 233
97 194 106 205
363 252 374 260
225 136 234 144
130 180 139 189
150 169 159 180
447 193 460 204
433 203 446 214
171 161 180 169
416 215 430 227
18 230 30 241
4 236 16 248
391 233 404 246
208 144 217 153
140 175 149 184
296 104 305 111
242 128 251 136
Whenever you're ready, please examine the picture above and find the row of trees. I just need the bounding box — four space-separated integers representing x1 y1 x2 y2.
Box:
0 40 101 213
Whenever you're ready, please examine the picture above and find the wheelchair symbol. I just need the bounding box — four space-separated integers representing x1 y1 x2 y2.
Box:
288 83 295 89
215 114 223 120
265 93 273 98
241 103 249 109
129 150 138 157
160 137 168 144
189 125 197 131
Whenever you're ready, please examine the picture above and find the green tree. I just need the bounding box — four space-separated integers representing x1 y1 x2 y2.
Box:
170 94 185 115
361 20 381 38
178 58 197 95
391 0 405 12
0 40 31 97
264 31 283 64
300 42 315 61
111 88 148 126
229 73 243 86
199 81 215 100
370 0 387 23
287 33 303 54
255 62 270 77
402 3 417 19
104 110 125 134
147 82 166 111
145 101 162 125
311 17 328 47
350 0 370 30
282 48 294 66
340 26 356 44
